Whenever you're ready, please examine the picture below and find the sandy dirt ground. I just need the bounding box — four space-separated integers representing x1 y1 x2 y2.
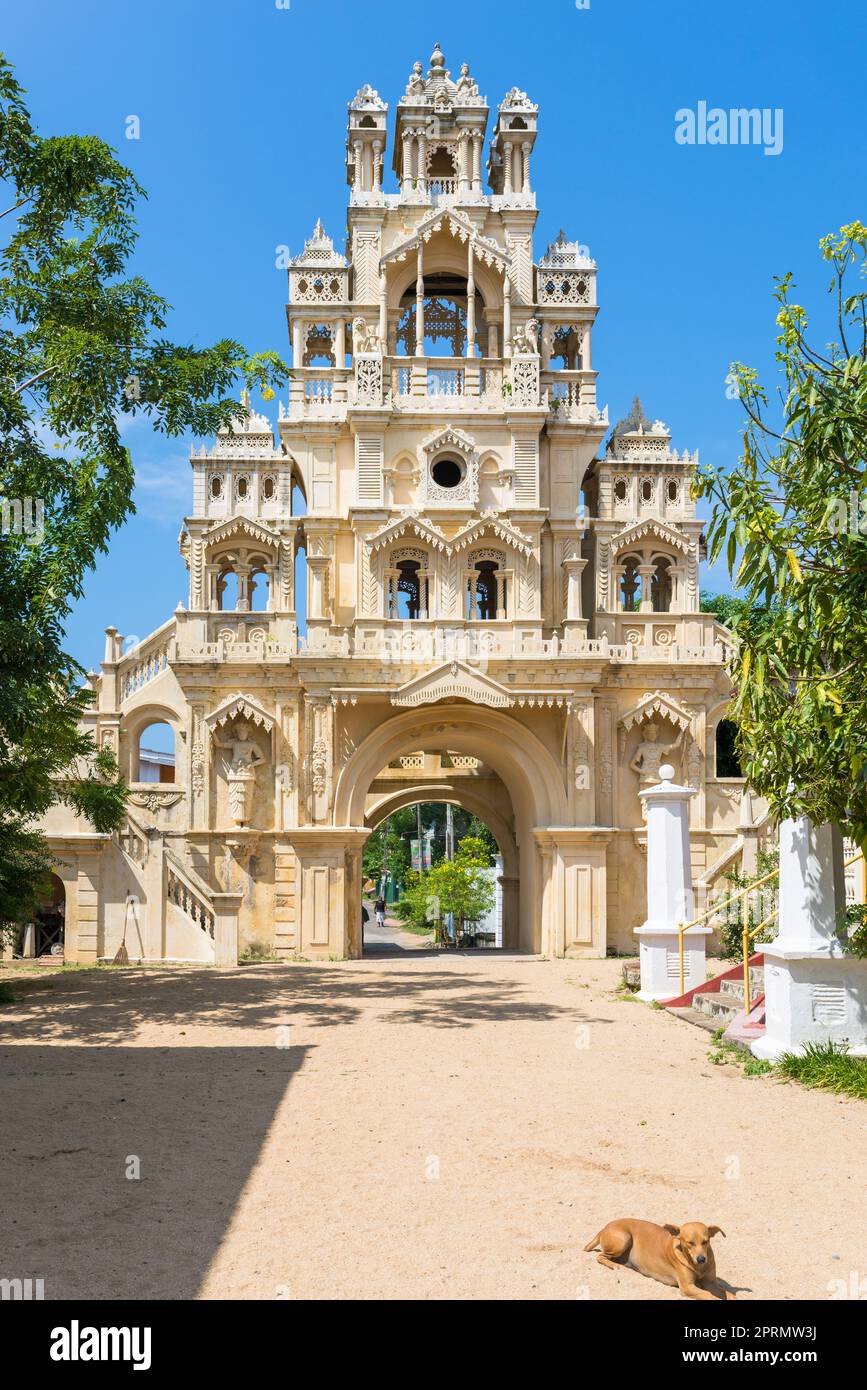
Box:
0 952 863 1302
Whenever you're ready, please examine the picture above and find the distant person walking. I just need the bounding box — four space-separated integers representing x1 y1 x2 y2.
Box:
374 896 386 928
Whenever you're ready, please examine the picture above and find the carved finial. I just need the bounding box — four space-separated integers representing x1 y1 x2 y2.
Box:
430 41 445 71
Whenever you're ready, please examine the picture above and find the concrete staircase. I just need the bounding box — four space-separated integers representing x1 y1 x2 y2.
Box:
665 957 765 1036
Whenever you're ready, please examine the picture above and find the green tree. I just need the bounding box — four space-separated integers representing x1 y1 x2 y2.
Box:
0 54 286 933
362 822 410 887
393 836 495 947
696 222 867 844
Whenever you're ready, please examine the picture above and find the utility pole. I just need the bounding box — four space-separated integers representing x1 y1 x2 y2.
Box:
445 802 454 861
416 802 423 867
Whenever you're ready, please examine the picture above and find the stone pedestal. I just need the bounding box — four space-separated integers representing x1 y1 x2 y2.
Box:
752 817 867 1059
211 892 243 967
635 764 709 1000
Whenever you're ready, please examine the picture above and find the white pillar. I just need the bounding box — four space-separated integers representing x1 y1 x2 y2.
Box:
466 243 475 358
502 140 513 194
752 817 867 1059
378 272 388 348
472 133 482 192
415 242 425 357
521 141 531 192
372 140 381 193
401 130 412 194
503 276 512 357
634 764 708 1001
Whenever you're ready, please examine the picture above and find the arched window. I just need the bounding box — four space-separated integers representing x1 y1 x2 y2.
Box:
136 720 175 784
394 559 421 619
428 144 457 193
468 557 504 620
218 570 240 612
386 551 430 620
294 533 307 627
651 555 673 613
396 272 486 358
620 555 641 613
715 719 743 778
250 568 270 612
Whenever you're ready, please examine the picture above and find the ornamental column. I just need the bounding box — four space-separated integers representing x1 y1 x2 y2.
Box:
335 317 346 369
465 242 476 358
401 130 413 194
372 140 382 193
416 127 427 193
563 557 587 623
353 140 363 193
638 563 655 612
414 241 425 357
502 140 513 194
459 132 471 197
307 555 329 621
495 571 506 621
503 275 512 357
472 132 483 192
378 271 388 348
752 818 867 1059
635 765 709 1001
521 141 531 192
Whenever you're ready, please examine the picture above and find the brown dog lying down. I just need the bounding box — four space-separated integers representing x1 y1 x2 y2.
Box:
585 1219 736 1300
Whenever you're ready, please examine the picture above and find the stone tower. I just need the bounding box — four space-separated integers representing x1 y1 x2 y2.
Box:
40 45 749 969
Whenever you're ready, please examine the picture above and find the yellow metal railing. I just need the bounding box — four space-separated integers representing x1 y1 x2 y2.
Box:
676 851 865 1007
676 864 780 997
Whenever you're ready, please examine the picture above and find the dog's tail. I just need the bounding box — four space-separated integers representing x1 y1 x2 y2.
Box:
583 1231 601 1252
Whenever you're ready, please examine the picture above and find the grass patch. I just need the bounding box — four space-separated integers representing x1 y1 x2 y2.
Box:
776 1042 867 1100
706 1033 864 1094
0 981 16 1005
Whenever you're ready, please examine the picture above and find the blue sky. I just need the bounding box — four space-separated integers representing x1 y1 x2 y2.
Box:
4 0 865 668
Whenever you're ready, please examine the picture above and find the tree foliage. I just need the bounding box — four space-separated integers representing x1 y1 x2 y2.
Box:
0 54 286 931
695 223 867 843
393 835 495 947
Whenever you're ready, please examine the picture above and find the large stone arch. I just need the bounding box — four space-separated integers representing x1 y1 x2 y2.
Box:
331 705 569 955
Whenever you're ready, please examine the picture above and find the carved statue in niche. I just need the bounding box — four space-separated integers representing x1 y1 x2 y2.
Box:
685 737 703 790
213 720 266 827
630 721 683 792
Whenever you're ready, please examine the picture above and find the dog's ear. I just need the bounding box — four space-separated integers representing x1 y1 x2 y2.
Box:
663 1223 680 1235
708 1225 726 1238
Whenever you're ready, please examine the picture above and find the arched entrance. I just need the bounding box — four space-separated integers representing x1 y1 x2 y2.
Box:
331 705 570 958
361 789 515 954
17 872 67 958
363 782 519 950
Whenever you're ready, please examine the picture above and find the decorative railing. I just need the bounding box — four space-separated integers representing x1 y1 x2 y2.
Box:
165 851 215 940
118 621 175 699
428 367 464 397
429 178 458 196
117 807 151 867
305 377 333 404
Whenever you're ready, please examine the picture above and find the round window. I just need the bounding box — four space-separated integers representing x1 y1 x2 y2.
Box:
431 456 463 489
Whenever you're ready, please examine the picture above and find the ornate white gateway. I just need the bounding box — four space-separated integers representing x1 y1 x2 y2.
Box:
38 44 760 966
